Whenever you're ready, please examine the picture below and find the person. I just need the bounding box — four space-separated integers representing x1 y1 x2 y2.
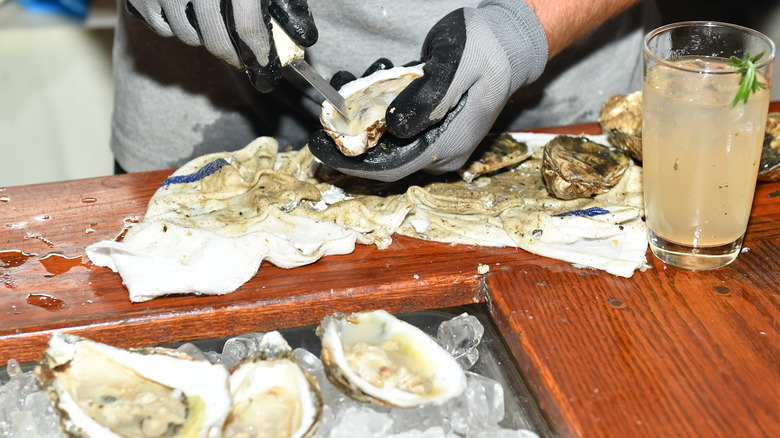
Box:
113 0 659 181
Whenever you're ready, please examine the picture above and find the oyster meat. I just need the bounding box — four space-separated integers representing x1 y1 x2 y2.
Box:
542 135 631 200
34 333 232 438
319 64 424 157
598 91 643 162
225 332 322 438
759 112 780 182
316 310 466 408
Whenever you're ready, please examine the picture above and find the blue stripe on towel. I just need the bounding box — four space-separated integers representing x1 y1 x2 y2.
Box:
553 207 610 217
161 158 230 187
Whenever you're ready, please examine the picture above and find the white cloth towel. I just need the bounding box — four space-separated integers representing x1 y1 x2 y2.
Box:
87 134 648 302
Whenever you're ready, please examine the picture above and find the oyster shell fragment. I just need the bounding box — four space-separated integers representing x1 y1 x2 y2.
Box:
225 331 322 438
316 310 466 408
759 112 780 182
598 91 643 162
542 135 631 200
34 333 232 438
319 65 424 157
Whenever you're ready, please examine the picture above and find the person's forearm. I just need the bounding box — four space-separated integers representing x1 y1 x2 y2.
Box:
524 0 643 58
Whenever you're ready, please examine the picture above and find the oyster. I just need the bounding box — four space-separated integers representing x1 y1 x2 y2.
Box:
459 133 532 183
317 310 466 408
542 135 631 200
319 64 424 157
224 331 321 438
598 91 643 162
34 333 231 438
758 112 780 182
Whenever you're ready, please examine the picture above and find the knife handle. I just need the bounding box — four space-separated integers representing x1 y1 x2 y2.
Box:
270 18 306 66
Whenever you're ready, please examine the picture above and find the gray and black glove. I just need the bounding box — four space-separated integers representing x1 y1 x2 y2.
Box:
125 0 317 92
309 0 547 182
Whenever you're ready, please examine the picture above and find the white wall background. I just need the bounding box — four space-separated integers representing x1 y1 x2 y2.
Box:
0 1 115 188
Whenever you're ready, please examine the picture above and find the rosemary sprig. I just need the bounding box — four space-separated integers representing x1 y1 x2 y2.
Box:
728 51 766 108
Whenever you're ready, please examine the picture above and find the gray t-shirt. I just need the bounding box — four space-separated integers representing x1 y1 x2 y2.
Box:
111 0 657 172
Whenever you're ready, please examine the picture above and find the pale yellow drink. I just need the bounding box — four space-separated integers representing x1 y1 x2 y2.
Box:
643 57 770 248
642 22 775 270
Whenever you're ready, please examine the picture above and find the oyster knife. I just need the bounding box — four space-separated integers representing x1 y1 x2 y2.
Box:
288 58 349 118
243 18 350 119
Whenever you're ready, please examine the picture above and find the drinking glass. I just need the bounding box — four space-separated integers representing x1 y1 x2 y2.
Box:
642 22 775 270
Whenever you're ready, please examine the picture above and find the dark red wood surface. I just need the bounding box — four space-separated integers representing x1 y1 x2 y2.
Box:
1 104 778 437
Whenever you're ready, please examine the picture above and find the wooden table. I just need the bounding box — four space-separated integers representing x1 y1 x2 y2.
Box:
2 106 779 437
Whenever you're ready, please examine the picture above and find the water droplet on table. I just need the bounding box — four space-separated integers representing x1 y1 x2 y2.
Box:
26 293 65 311
25 233 54 247
39 253 93 277
0 250 36 268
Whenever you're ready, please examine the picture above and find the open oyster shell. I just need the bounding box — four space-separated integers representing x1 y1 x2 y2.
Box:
34 333 232 438
759 112 780 182
316 310 466 408
319 64 424 157
598 91 643 162
225 331 322 438
542 135 631 200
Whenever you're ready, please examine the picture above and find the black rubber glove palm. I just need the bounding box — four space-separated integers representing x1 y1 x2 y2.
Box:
309 0 547 182
125 0 317 92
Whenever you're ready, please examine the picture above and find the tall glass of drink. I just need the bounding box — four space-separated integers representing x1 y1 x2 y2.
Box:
642 22 775 270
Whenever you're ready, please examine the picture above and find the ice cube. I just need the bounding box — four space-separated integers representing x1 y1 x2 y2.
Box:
4 360 21 379
386 426 456 438
176 342 210 362
446 372 505 434
468 427 540 438
327 405 393 438
388 403 448 434
220 336 261 367
437 313 485 369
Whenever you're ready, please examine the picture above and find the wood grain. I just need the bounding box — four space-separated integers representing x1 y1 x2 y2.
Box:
0 172 536 363
1 104 778 437
485 233 780 437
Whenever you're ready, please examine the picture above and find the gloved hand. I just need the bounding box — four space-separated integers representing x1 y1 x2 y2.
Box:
125 0 317 92
309 0 547 182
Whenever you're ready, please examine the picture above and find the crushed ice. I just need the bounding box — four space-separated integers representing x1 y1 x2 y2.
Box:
0 313 538 438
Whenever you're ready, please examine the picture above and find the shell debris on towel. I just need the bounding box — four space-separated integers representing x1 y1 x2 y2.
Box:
86 137 411 302
87 132 648 303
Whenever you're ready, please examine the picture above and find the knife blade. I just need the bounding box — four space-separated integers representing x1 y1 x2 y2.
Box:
288 58 349 119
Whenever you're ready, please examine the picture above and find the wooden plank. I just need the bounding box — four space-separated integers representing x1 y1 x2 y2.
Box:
485 181 780 438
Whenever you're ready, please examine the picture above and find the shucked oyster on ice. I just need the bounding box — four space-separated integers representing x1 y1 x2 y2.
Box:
598 91 643 162
542 135 631 200
34 333 232 438
316 309 466 408
319 64 424 157
225 331 322 438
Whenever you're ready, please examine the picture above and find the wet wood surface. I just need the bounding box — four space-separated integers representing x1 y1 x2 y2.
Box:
1 103 779 437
